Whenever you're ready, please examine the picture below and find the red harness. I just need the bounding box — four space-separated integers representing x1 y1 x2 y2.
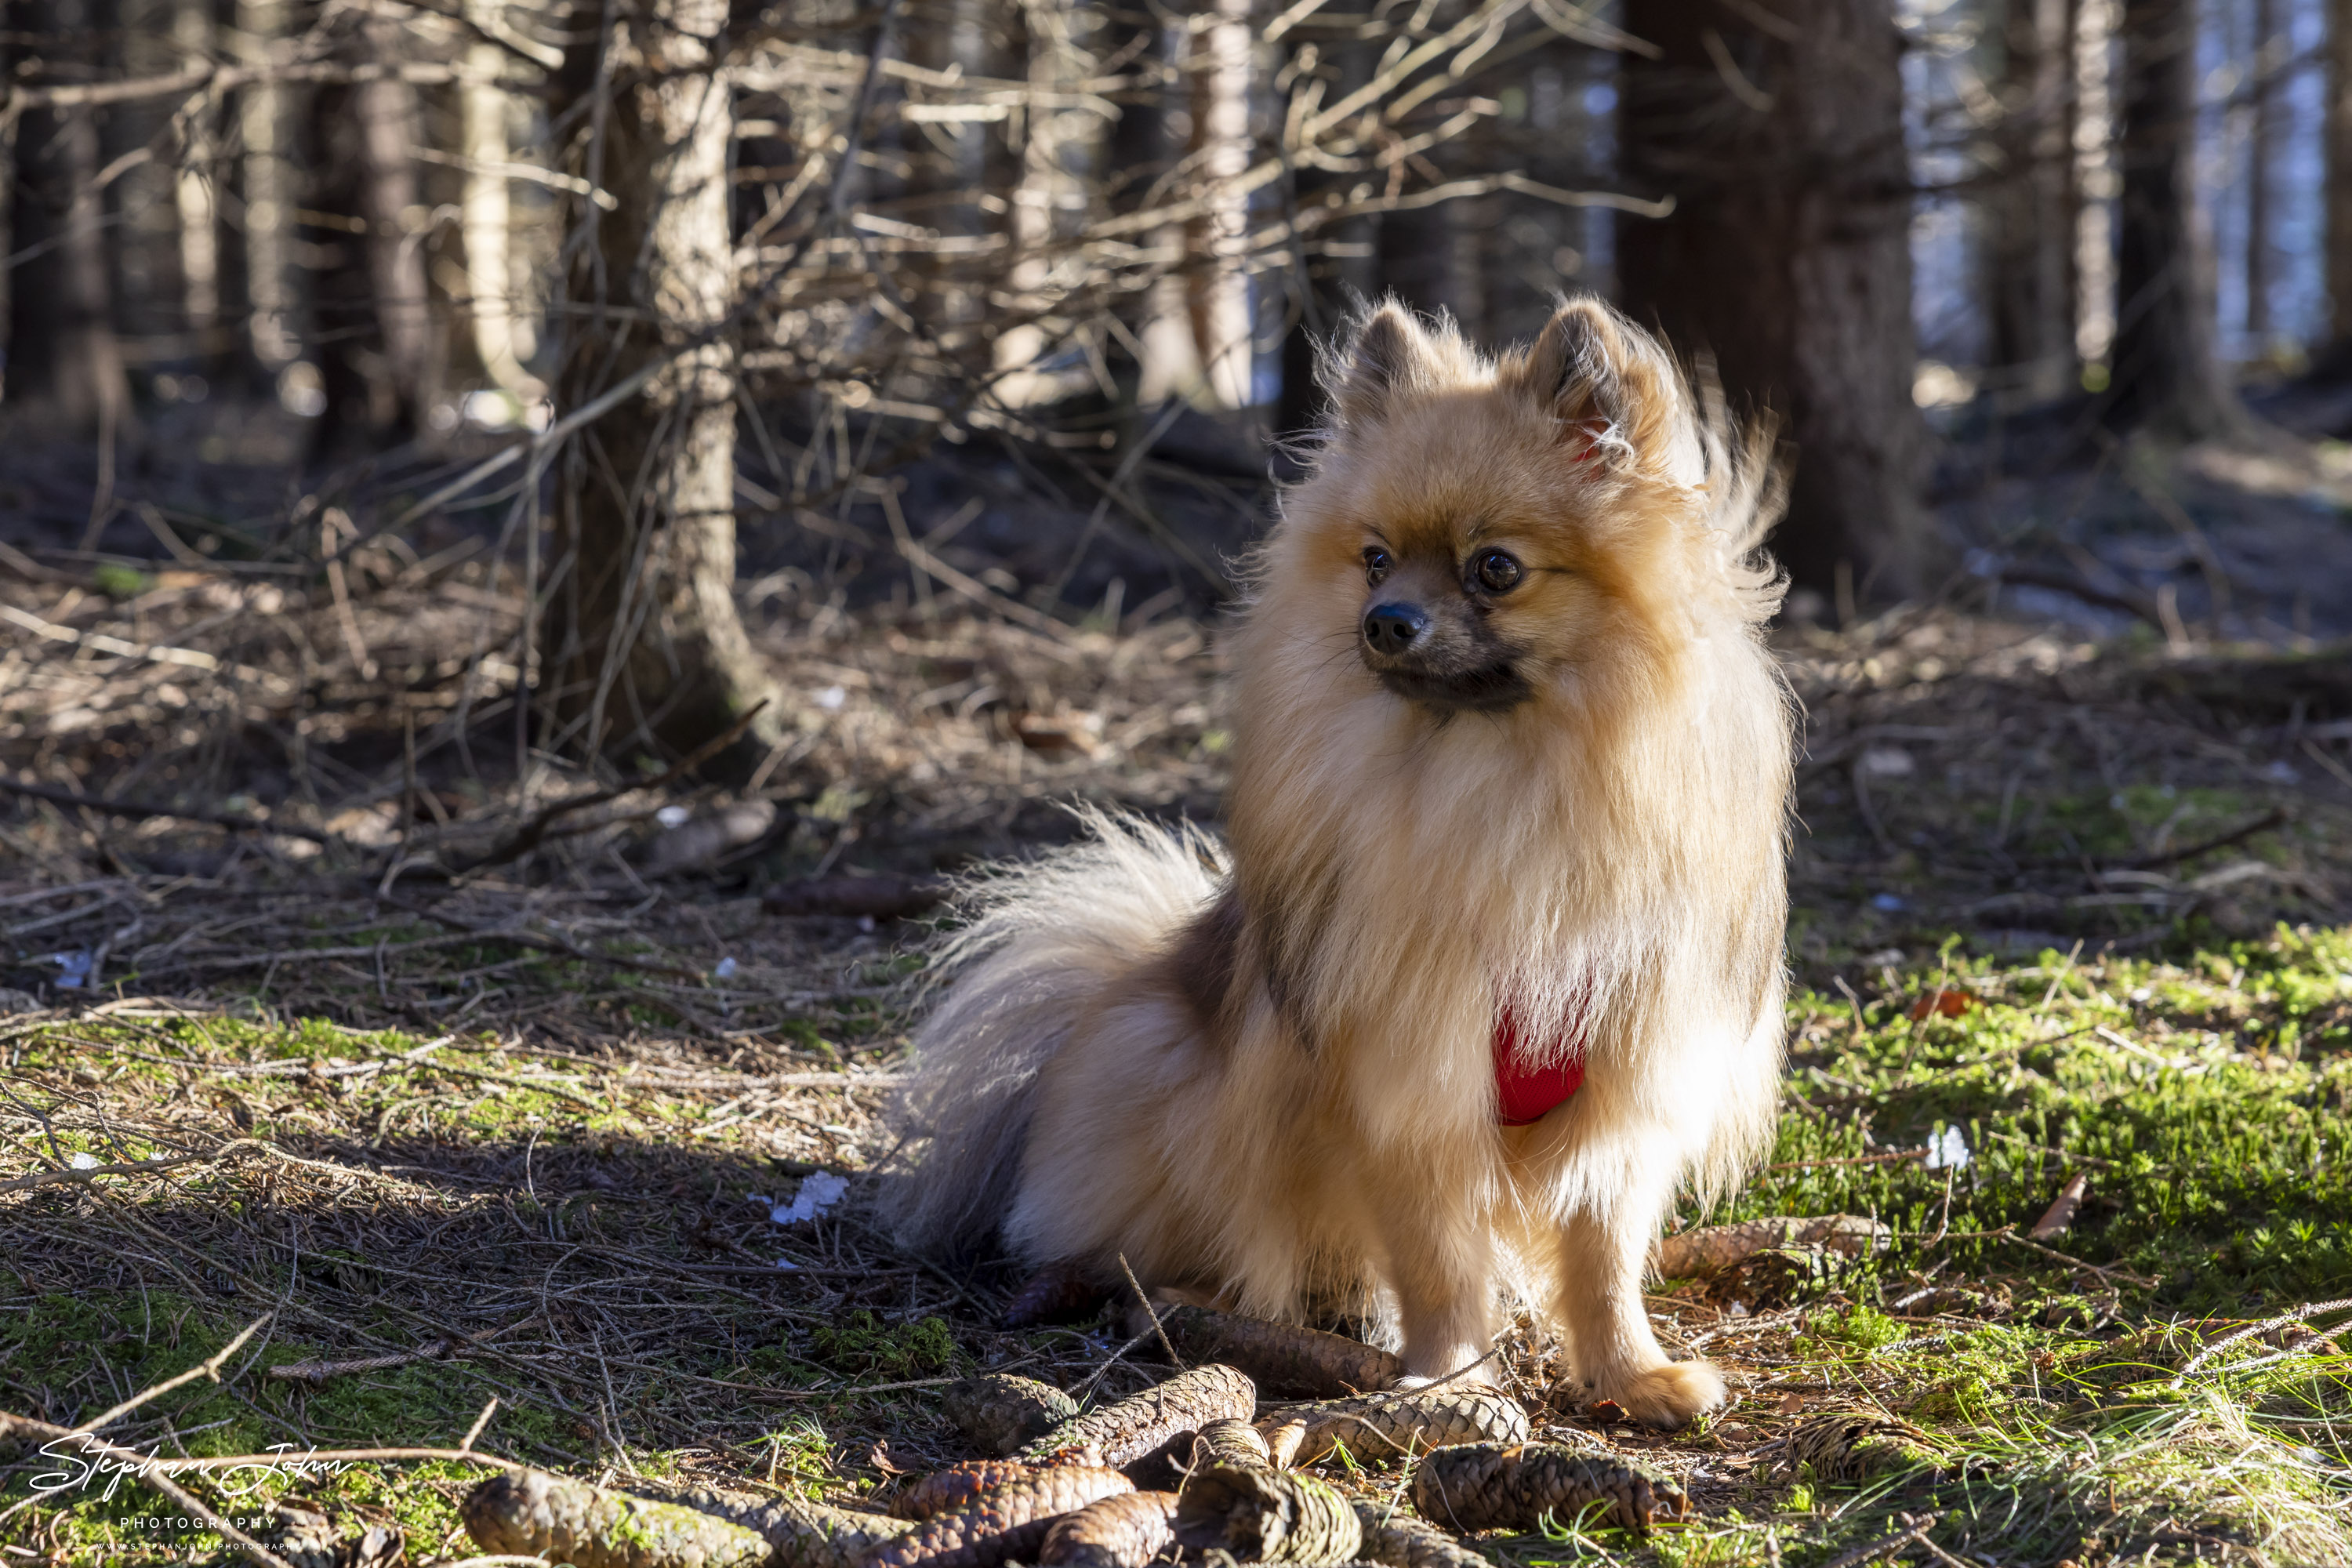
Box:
1492 1004 1586 1126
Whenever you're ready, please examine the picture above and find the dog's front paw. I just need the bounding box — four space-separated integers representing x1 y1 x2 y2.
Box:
1602 1359 1727 1429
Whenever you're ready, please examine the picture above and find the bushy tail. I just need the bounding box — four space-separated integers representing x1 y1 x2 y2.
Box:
874 806 1229 1260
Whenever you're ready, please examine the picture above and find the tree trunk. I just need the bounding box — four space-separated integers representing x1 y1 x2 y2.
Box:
1984 0 2079 399
1185 0 1256 407
541 0 782 780
1617 0 1929 601
2105 0 2239 435
173 0 224 363
460 33 537 394
1106 12 1186 401
6 0 130 429
2328 0 2352 361
307 14 436 453
2244 0 2277 351
235 0 301 376
1136 6 1203 405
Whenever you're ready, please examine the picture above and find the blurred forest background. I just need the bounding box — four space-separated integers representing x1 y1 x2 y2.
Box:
5 0 2352 1002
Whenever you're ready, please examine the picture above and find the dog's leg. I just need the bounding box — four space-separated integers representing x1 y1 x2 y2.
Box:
1377 1193 1500 1387
1554 1203 1726 1428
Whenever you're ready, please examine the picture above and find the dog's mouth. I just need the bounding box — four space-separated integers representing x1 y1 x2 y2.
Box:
1374 662 1532 713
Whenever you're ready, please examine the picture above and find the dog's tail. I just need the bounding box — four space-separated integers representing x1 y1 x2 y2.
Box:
875 805 1228 1261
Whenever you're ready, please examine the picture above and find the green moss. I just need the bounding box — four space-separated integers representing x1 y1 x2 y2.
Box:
801 1312 960 1381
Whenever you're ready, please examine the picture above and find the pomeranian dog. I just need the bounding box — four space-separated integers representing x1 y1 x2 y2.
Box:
884 298 1794 1428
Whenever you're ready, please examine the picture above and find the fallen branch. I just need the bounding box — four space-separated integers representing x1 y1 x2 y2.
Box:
761 873 953 920
2173 1297 2352 1384
0 1148 237 1197
0 772 334 844
267 1320 528 1385
1652 1214 1889 1278
438 700 771 878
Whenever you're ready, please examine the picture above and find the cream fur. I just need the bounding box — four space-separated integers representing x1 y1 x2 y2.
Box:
883 299 1795 1428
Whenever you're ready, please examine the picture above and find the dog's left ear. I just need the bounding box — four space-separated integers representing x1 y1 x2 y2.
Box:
1518 299 1693 477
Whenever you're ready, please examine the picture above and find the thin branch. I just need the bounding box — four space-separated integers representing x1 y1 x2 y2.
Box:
0 773 336 845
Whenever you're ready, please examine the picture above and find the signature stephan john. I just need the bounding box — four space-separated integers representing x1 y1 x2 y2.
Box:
32 1436 356 1502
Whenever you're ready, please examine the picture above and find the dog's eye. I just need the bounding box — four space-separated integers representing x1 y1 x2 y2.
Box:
1472 549 1523 593
1362 546 1392 585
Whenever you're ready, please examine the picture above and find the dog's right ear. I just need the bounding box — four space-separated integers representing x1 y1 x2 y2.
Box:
1321 301 1428 431
1519 298 1701 482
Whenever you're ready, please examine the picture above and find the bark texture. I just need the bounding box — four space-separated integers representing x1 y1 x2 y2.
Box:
2245 0 2278 347
2325 0 2352 357
1617 0 1928 599
2106 0 2239 435
307 14 436 452
544 0 783 778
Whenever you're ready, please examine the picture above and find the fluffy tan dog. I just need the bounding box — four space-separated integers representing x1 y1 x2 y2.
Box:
885 299 1794 1428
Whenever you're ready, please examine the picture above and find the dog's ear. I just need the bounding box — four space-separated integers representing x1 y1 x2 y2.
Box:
1519 299 1693 477
1322 301 1429 431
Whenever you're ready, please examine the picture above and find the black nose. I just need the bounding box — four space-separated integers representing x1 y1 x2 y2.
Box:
1363 602 1428 655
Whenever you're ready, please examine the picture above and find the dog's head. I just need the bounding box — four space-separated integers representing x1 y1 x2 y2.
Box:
1263 298 1782 726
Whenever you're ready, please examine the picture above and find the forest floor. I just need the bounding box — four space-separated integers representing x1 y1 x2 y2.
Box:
5 406 2352 1565
2 592 2350 1566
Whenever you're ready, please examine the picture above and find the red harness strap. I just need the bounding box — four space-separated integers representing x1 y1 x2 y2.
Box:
1493 1004 1586 1127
